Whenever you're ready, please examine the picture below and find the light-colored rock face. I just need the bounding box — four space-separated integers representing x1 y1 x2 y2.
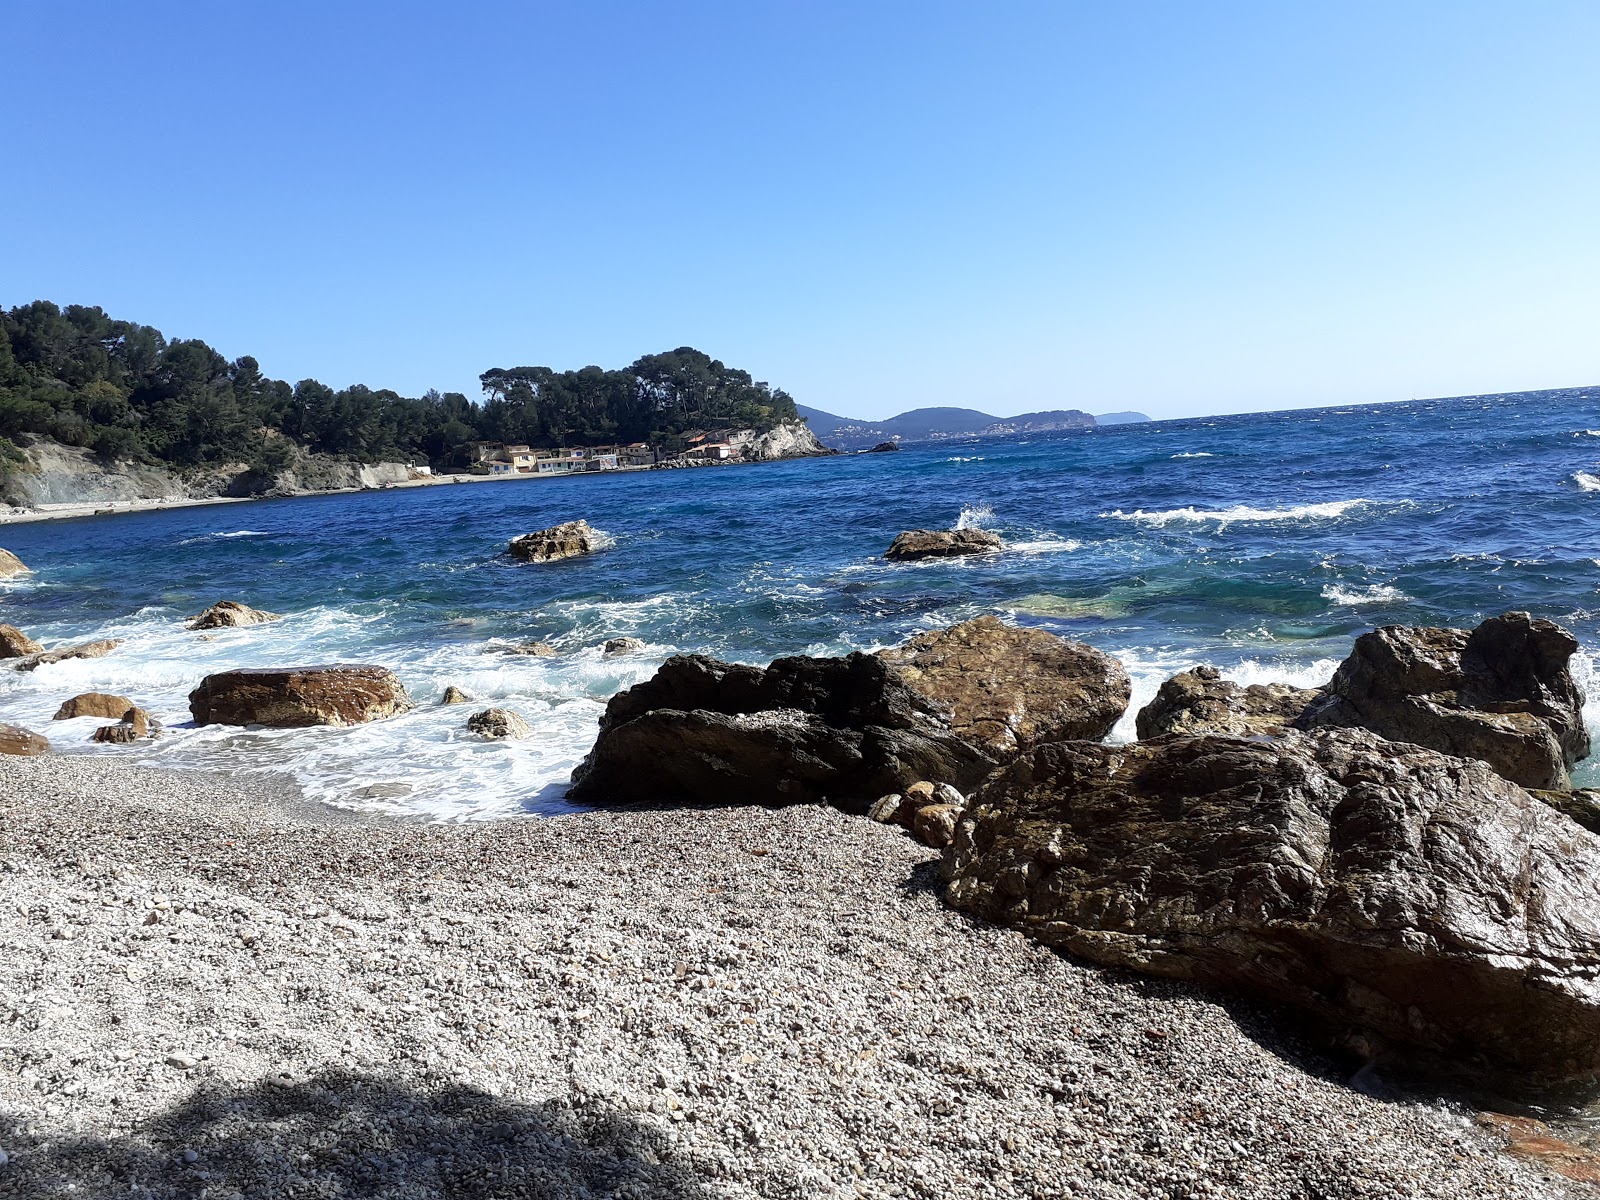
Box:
53 692 137 721
1308 611 1590 789
0 548 29 579
603 637 645 657
0 623 44 659
729 421 832 461
0 723 49 755
188 601 282 630
880 616 1129 755
944 727 1600 1089
883 528 1002 561
508 521 600 563
466 707 532 740
189 665 414 728
1136 666 1319 739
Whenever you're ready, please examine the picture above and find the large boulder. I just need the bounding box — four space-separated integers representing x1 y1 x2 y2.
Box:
54 692 137 721
568 652 995 811
878 616 1129 755
884 528 1002 562
0 624 44 659
188 600 282 630
11 639 123 672
0 548 28 579
0 723 49 755
466 707 531 739
189 665 414 728
944 728 1600 1088
1307 611 1590 789
508 520 601 563
1136 666 1318 739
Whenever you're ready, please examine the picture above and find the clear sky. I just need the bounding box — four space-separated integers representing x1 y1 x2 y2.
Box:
5 2 1599 422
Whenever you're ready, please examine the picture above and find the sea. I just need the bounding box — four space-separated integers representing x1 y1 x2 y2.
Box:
3 385 1599 821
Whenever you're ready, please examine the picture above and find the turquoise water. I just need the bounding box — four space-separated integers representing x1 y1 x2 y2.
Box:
2 386 1598 818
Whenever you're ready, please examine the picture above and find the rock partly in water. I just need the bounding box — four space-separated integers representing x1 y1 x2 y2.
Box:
0 624 44 659
500 640 557 657
11 639 124 673
944 727 1600 1090
507 520 601 563
603 637 646 657
883 528 1003 562
188 600 282 630
1476 1113 1600 1184
439 686 473 706
1307 611 1590 789
53 692 137 721
868 441 900 453
880 616 1130 755
90 707 160 744
568 652 995 812
189 665 414 728
0 548 29 579
1136 665 1319 739
466 708 531 740
0 723 49 755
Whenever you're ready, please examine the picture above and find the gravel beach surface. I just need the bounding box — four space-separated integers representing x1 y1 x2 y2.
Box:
0 756 1580 1199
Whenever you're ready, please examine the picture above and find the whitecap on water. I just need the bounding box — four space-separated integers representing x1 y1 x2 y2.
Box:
1102 499 1375 528
1573 472 1600 493
1170 452 1214 458
1321 582 1411 606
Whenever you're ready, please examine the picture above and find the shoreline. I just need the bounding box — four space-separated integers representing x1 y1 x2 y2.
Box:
0 754 1578 1198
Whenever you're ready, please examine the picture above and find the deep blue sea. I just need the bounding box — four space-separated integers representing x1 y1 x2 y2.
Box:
3 386 1599 818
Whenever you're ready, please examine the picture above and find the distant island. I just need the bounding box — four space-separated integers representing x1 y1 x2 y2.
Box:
795 403 1149 450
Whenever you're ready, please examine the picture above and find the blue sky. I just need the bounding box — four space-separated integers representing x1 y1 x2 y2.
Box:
5 2 1599 421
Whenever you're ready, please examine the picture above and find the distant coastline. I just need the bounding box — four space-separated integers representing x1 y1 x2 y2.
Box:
795 402 1149 450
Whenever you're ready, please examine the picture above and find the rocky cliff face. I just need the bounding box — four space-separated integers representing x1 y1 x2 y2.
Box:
728 421 834 461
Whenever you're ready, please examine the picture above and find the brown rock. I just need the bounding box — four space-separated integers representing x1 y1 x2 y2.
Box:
1477 1113 1600 1184
1308 611 1590 788
11 639 124 672
500 641 557 657
91 708 160 744
1529 787 1600 835
508 520 601 563
54 692 137 721
0 624 44 659
189 665 414 728
466 707 532 739
944 727 1600 1089
439 685 473 706
911 803 962 847
904 780 937 805
883 528 1002 562
0 723 49 755
188 600 282 630
880 616 1130 754
1136 666 1319 739
0 548 29 579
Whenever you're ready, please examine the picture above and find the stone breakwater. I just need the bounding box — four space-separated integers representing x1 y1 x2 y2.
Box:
0 756 1581 1199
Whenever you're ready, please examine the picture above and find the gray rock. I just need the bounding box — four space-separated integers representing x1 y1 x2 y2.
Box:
1136 666 1319 739
603 637 646 657
466 708 531 740
883 528 1002 562
507 520 601 563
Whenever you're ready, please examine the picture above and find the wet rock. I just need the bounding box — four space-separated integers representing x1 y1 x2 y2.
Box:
500 641 557 657
868 441 900 453
91 708 160 744
603 637 646 657
1529 788 1600 836
508 520 601 563
944 727 1600 1089
11 639 124 672
467 708 531 740
1476 1113 1600 1184
883 528 1003 562
439 686 473 706
0 723 49 755
880 616 1129 754
1307 611 1590 788
0 548 28 579
189 665 414 728
187 600 282 630
568 652 995 812
53 692 137 721
1136 666 1319 739
0 624 44 659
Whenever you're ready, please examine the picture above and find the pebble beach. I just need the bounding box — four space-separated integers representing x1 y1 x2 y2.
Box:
0 756 1580 1199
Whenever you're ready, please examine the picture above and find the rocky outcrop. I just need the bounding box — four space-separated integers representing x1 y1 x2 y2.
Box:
884 529 1002 562
188 600 282 630
1530 788 1600 835
0 548 28 579
508 521 601 563
1307 611 1589 789
0 723 49 755
90 707 160 744
727 422 835 462
439 686 472 706
603 637 646 657
868 441 900 453
1136 666 1318 739
189 665 414 728
879 617 1129 755
568 652 995 811
467 708 531 740
11 639 123 672
944 728 1600 1088
0 624 43 658
53 692 137 721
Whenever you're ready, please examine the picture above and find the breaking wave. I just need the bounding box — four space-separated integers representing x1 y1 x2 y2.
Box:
1574 472 1600 492
1102 499 1373 528
1322 583 1410 606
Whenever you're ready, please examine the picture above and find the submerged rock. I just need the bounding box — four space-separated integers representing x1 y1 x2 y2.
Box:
879 616 1129 755
883 528 1002 562
944 727 1600 1089
189 665 414 728
1307 611 1589 789
0 624 44 659
188 600 282 630
568 652 995 811
868 441 900 453
508 520 601 563
0 548 28 579
11 639 123 672
53 692 137 721
0 723 49 755
466 707 531 740
1136 666 1318 739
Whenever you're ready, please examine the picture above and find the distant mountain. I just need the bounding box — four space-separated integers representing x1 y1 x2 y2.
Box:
796 402 1144 450
1095 411 1152 425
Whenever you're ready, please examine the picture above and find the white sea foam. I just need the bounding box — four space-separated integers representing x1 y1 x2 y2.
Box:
954 504 995 530
1321 583 1410 606
1102 499 1372 528
1007 538 1082 555
1170 452 1214 458
1106 649 1342 744
177 530 272 545
1576 430 1600 438
1574 472 1600 493
945 456 986 463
